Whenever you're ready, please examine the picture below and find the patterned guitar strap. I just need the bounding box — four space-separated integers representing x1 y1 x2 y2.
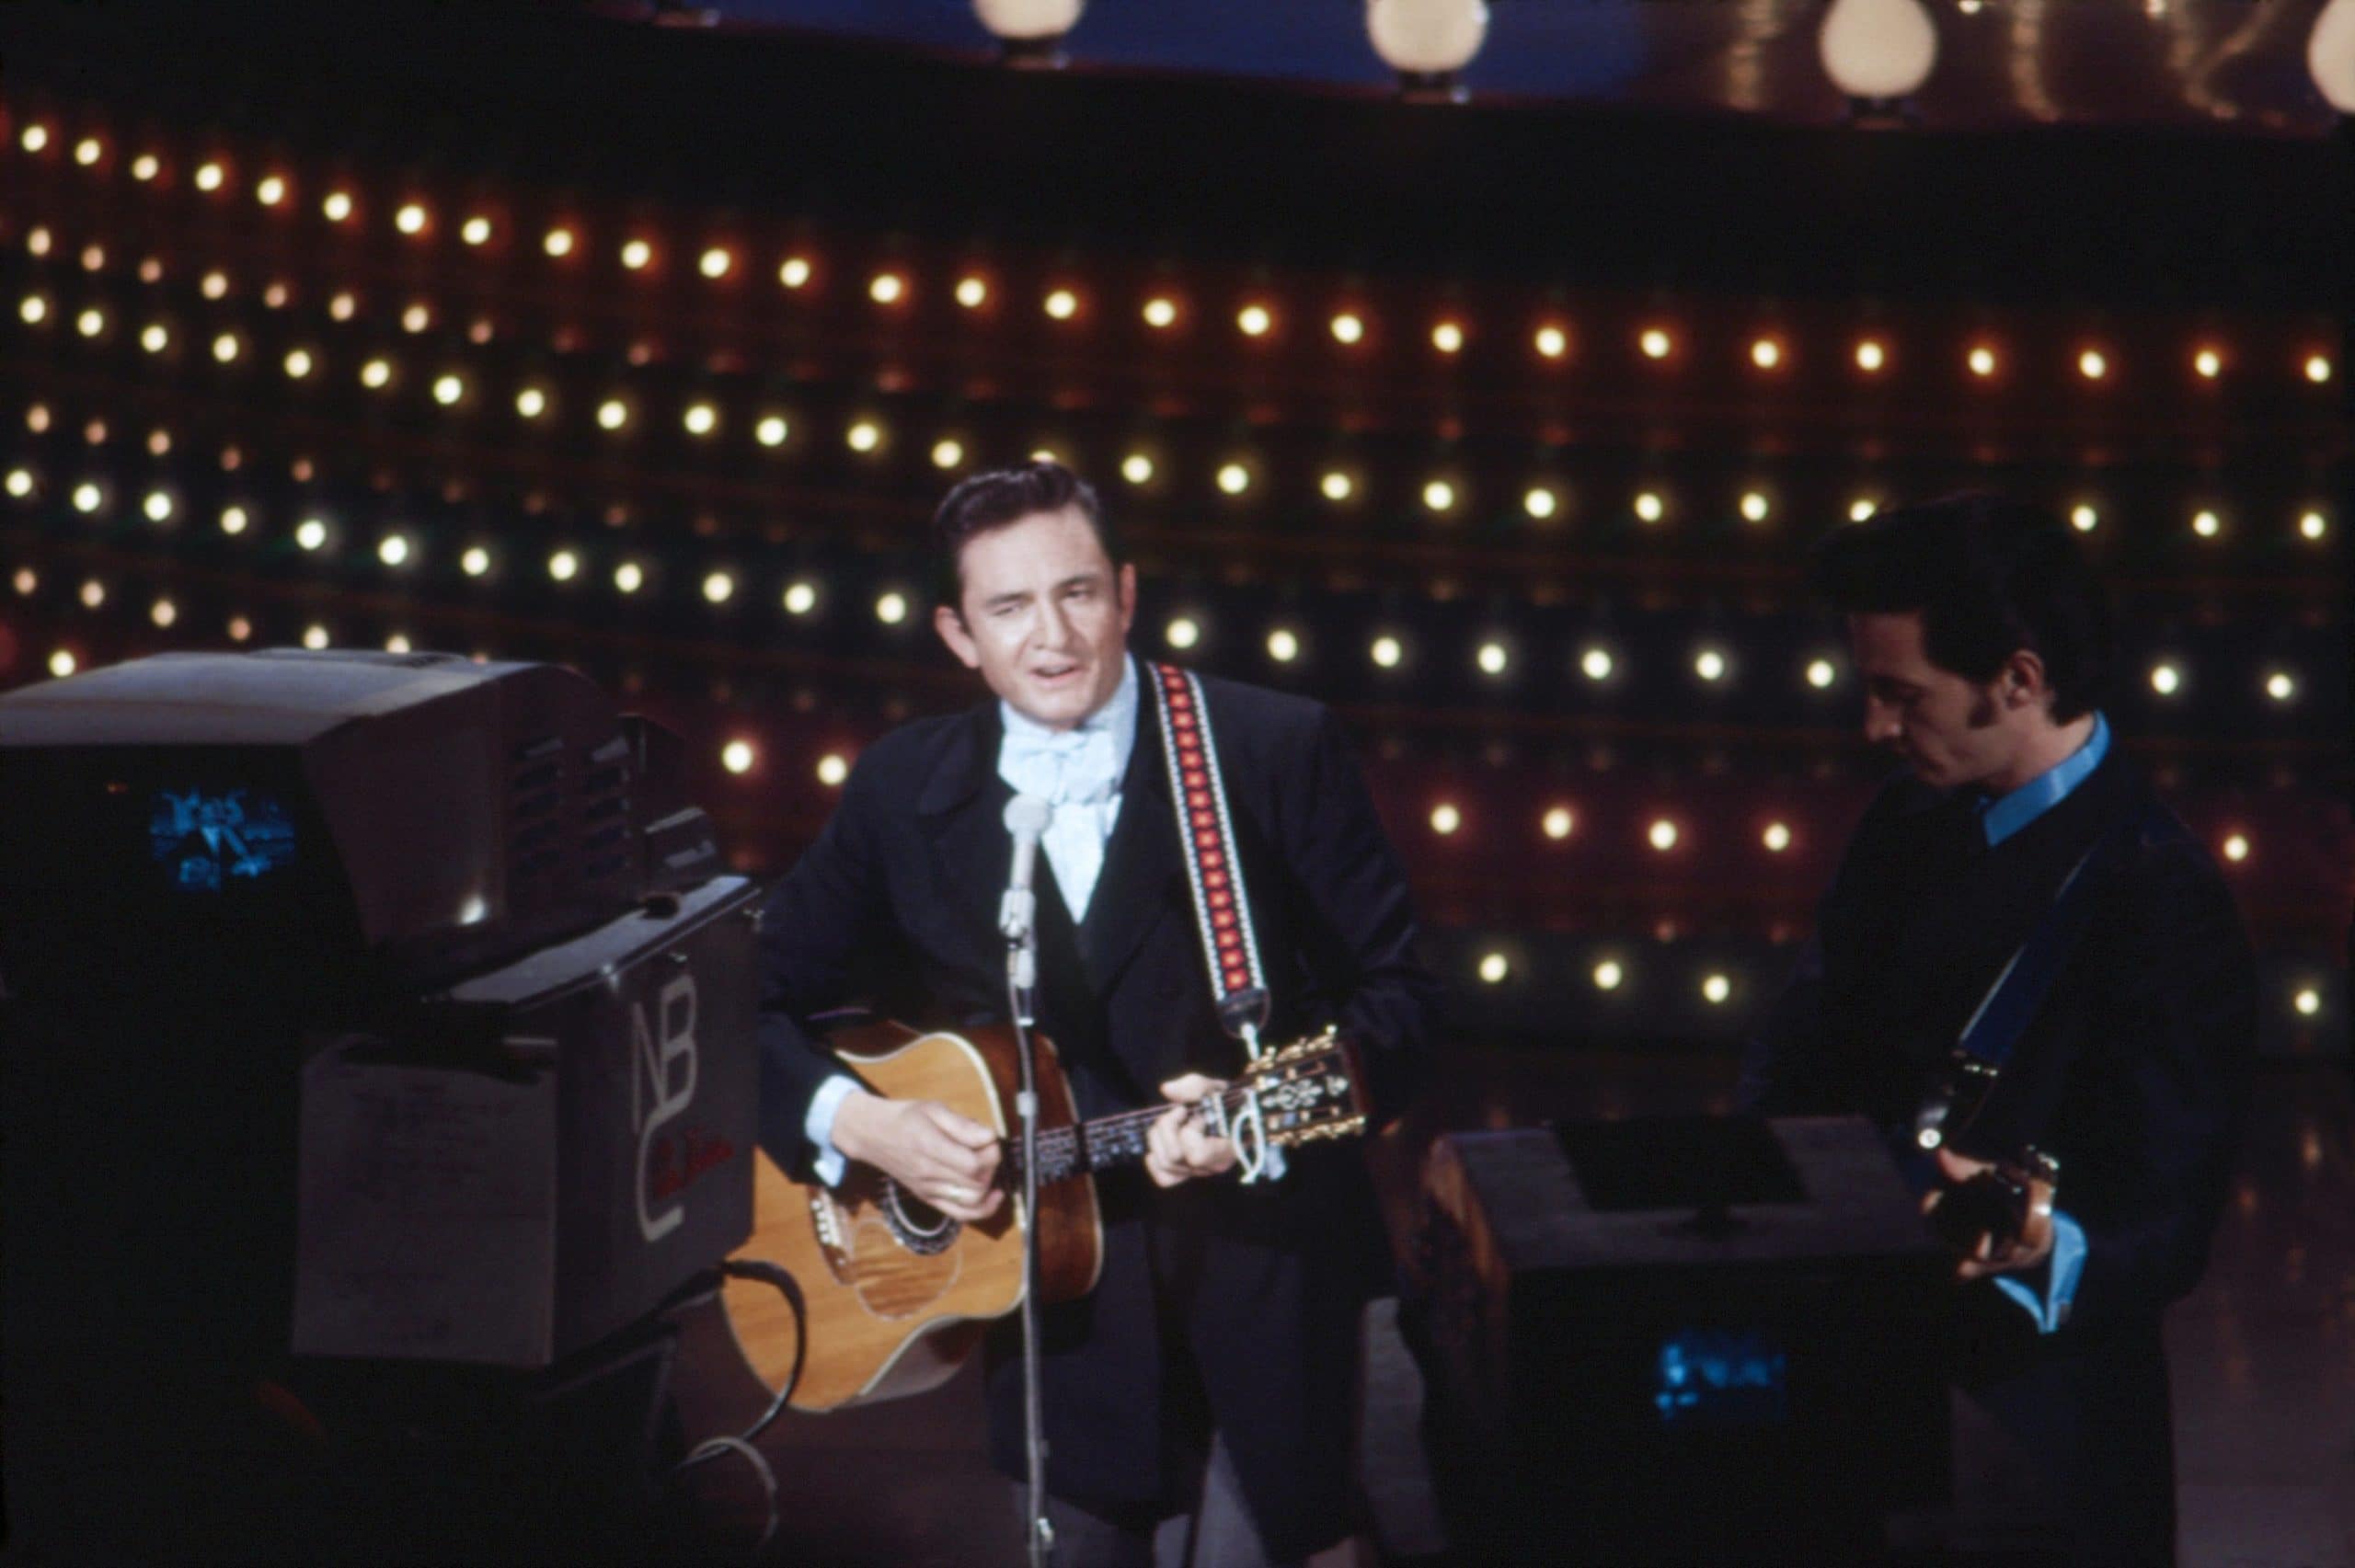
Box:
1147 663 1281 1183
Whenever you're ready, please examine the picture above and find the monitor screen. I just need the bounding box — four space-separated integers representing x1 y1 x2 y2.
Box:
149 785 300 892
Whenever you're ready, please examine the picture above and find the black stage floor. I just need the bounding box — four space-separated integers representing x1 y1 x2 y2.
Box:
661 1051 2354 1568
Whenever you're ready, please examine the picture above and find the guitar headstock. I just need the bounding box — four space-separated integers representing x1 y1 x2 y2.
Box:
1236 1027 1369 1148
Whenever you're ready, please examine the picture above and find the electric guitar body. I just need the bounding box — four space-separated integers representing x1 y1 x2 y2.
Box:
720 1019 1101 1412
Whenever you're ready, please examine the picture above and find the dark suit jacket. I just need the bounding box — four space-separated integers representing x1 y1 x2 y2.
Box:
755 666 1437 1559
1741 745 2255 1563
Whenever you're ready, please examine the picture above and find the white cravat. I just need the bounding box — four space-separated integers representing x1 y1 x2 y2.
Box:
995 655 1138 921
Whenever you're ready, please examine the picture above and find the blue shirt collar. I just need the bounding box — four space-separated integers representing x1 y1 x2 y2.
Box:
1980 711 2109 847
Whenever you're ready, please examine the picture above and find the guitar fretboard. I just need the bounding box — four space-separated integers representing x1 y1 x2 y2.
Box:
1005 1093 1251 1185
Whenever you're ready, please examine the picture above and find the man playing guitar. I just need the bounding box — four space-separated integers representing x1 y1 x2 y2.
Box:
1741 494 2255 1564
754 461 1437 1565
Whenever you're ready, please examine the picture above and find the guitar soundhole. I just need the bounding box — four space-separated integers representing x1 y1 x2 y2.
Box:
881 1180 961 1255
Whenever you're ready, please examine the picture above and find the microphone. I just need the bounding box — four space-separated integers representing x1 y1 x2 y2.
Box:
999 795 1051 951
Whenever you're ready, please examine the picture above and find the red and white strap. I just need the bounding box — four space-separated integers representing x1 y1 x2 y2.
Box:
1149 663 1272 1061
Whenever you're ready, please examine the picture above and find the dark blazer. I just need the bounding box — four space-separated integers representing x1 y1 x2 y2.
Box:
755 665 1437 1560
1741 745 2255 1564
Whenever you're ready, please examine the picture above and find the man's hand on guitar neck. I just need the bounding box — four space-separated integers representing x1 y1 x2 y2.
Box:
1923 1146 2056 1282
829 1092 1005 1221
1145 1073 1242 1188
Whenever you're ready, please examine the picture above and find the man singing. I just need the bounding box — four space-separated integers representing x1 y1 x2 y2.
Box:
755 461 1437 1565
1742 493 2255 1564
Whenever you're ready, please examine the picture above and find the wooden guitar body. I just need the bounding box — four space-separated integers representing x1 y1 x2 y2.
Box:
720 1020 1101 1412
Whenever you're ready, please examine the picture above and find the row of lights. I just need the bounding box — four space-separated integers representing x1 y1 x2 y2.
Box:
11 144 2339 387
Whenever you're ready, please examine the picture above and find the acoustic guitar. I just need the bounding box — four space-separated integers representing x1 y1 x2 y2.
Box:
719 1017 1368 1412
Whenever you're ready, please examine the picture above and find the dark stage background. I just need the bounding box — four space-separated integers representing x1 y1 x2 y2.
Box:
0 1 2348 1560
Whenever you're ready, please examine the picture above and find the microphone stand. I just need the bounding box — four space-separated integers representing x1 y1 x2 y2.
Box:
1003 893 1052 1567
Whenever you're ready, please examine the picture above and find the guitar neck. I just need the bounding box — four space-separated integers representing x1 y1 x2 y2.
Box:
1006 1091 1247 1187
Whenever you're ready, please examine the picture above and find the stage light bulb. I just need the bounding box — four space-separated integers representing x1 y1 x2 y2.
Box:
1431 321 1465 354
1424 480 1456 512
1806 658 1837 690
2223 833 2249 863
323 191 353 222
17 294 45 326
1217 464 1250 496
2148 662 2181 696
1523 487 1557 520
212 333 240 363
2192 509 2221 539
875 591 909 625
1331 313 1365 345
1751 338 1782 370
9 567 32 593
21 125 51 154
932 439 965 470
432 373 465 406
328 292 355 321
516 387 547 419
256 175 285 206
721 740 755 775
132 154 159 181
361 359 392 389
1648 818 1680 852
25 227 52 257
227 616 253 642
281 348 314 379
1593 960 1624 991
382 634 413 656
74 136 104 166
544 227 577 258
778 256 811 288
5 470 31 498
1143 297 1178 328
1322 472 1354 502
1165 616 1200 650
461 215 491 246
49 650 76 678
2299 510 2326 541
79 579 106 609
1968 345 1996 377
1535 325 1568 359
78 244 105 271
1543 807 1574 841
1694 649 1728 682
220 505 249 536
2294 989 2321 1017
1044 289 1078 320
378 534 412 567
816 754 850 787
2265 671 2296 703
1029 448 1058 465
952 276 988 308
1581 648 1614 681
70 482 101 514
1476 641 1508 676
1855 339 1886 372
400 303 431 333
1759 821 1795 854
295 519 328 551
1478 953 1510 985
75 308 105 338
684 403 718 436
699 246 731 279
2193 348 2221 379
783 580 819 616
2062 504 2099 533
151 598 178 629
1429 803 1462 836
1850 498 1878 522
2078 349 2108 381
703 571 735 605
756 415 788 447
614 562 644 594
842 421 881 453
1703 973 1732 1005
540 550 578 583
462 546 491 578
134 323 168 354
395 203 427 235
1371 635 1403 669
143 492 173 523
1740 492 1770 522
1267 628 1301 664
194 162 224 192
598 399 629 431
868 271 903 304
1634 491 1664 523
1640 328 1671 360
2305 355 2333 383
303 625 331 650
1121 454 1155 485
1238 304 1272 338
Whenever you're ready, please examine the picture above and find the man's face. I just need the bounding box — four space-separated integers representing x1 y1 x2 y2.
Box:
934 506 1136 731
1848 610 2038 792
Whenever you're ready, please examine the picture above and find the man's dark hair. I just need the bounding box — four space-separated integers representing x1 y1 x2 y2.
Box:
929 460 1121 612
1810 492 2113 722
